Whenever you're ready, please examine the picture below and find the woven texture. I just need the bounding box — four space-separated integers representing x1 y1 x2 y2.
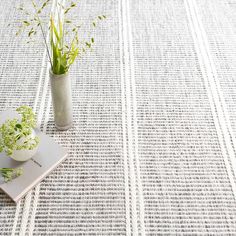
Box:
0 0 236 235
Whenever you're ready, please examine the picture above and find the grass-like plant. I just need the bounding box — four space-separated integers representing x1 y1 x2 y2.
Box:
15 0 106 74
0 106 39 182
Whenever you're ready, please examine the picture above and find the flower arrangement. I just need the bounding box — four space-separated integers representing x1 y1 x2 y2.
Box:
13 1 107 130
15 0 106 74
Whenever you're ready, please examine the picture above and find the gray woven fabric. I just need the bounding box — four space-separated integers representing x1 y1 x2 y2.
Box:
0 0 236 235
196 0 236 137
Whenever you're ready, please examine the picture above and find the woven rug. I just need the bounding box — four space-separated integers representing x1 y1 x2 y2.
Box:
0 0 236 235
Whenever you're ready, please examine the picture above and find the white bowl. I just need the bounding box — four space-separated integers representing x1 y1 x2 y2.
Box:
10 129 39 162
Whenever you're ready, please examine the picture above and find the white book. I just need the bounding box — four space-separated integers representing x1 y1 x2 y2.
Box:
0 110 68 203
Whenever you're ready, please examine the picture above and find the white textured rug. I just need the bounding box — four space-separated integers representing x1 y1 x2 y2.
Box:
0 0 236 235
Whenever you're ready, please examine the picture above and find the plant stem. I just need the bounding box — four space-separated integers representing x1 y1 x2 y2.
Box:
68 28 79 55
31 0 53 69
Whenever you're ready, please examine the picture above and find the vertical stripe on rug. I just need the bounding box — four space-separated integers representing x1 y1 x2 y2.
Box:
120 0 146 234
118 0 131 234
125 0 146 235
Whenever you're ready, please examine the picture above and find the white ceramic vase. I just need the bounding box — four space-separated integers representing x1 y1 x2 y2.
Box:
50 70 73 130
10 129 39 162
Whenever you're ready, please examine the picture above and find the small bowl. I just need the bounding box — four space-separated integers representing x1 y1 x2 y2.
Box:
10 129 39 162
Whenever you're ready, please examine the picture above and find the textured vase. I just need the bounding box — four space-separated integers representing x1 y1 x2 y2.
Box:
50 70 73 130
11 129 39 162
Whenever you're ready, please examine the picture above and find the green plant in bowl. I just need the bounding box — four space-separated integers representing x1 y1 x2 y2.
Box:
0 106 39 157
0 106 39 181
